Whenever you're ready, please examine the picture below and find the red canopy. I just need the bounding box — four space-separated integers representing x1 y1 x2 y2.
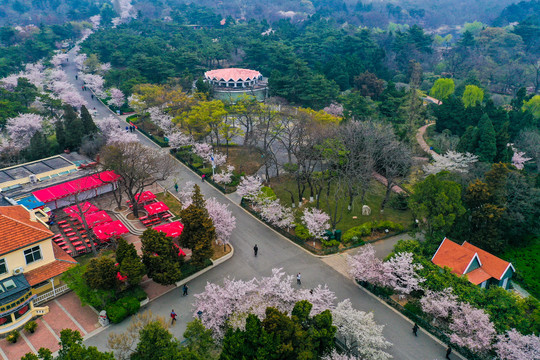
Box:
93 220 129 240
63 202 99 216
144 202 169 215
33 171 120 203
153 221 184 238
75 210 112 228
134 191 156 203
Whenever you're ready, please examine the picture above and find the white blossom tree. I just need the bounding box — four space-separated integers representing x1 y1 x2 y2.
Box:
97 116 137 144
302 207 330 239
178 181 195 209
108 88 125 108
193 268 336 338
347 245 388 286
206 197 236 248
213 165 234 185
423 151 478 175
494 329 540 360
383 252 425 296
89 15 101 29
167 131 193 149
332 299 392 360
80 73 105 97
6 114 44 149
74 53 87 71
51 53 69 67
448 303 496 352
237 175 263 201
148 107 174 133
257 198 294 229
322 350 363 360
420 288 459 321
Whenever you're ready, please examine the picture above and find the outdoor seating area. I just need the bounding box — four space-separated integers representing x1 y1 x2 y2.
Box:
128 191 174 227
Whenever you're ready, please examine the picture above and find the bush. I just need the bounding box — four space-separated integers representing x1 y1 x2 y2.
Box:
322 239 340 248
343 225 371 243
389 192 409 210
106 303 129 324
294 223 311 240
119 285 148 302
200 167 212 176
260 186 277 201
192 162 203 169
372 220 404 232
116 296 140 315
6 330 20 343
24 320 38 333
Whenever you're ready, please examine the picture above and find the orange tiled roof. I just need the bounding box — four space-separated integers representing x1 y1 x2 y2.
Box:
466 267 492 285
431 237 477 275
24 243 77 286
205 68 262 82
0 206 53 255
462 242 513 280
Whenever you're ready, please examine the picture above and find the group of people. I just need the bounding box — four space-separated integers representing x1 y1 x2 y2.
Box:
412 323 453 359
125 125 136 132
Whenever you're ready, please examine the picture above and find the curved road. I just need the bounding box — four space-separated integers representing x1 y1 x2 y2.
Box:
64 51 459 359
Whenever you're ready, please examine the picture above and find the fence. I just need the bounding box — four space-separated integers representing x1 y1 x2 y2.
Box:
34 284 70 305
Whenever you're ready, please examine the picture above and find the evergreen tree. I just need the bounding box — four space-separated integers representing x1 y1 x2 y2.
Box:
477 114 497 162
116 238 146 286
132 321 179 360
63 105 84 150
140 229 182 285
83 256 119 291
456 126 479 153
495 122 512 163
26 131 50 161
179 185 215 267
55 120 66 151
485 162 510 206
81 105 98 135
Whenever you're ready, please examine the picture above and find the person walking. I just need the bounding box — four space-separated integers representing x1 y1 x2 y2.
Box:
296 273 301 285
254 244 258 256
412 323 419 336
445 346 452 359
201 174 205 182
75 75 78 80
183 284 188 296
174 182 179 192
91 94 94 99
170 310 177 325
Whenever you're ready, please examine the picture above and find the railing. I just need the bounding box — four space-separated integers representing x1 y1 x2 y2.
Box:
34 284 70 305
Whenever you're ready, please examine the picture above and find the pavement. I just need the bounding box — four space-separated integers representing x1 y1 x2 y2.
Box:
55 54 459 359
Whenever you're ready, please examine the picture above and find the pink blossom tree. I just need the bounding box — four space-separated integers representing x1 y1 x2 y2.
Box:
47 69 68 84
6 114 44 150
332 299 392 360
178 181 195 209
80 73 105 97
237 175 263 201
258 198 294 229
205 197 236 247
420 288 459 321
148 107 174 133
193 268 336 338
383 252 425 296
0 74 20 91
167 131 193 149
301 208 330 239
100 63 112 73
74 53 87 71
213 165 234 185
323 103 344 117
511 151 532 170
97 116 137 144
59 89 87 108
192 142 227 167
89 15 101 29
347 245 388 286
108 88 125 108
494 329 540 360
51 53 68 67
448 303 496 352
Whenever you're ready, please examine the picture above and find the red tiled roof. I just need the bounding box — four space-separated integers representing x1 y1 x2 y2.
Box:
461 242 513 280
24 243 77 286
431 237 477 275
0 206 53 255
465 268 492 285
205 68 262 82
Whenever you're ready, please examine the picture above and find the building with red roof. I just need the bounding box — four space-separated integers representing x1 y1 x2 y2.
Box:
431 237 514 289
204 68 268 102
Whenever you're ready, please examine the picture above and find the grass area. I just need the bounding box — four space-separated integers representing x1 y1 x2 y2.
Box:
269 176 412 233
502 238 540 299
156 192 183 218
216 145 264 176
211 243 232 260
74 249 114 266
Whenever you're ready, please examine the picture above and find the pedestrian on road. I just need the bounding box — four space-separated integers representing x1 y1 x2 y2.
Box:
75 75 78 80
126 126 129 132
201 174 205 182
254 244 258 256
170 310 177 325
82 86 84 91
412 323 419 336
174 183 179 192
130 126 134 132
297 273 301 285
446 346 452 359
183 284 188 296
91 94 94 99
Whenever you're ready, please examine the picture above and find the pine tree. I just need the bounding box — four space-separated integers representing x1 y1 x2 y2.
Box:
495 122 512 163
26 131 49 161
63 105 84 150
55 120 66 151
81 105 98 135
457 126 479 153
116 238 146 286
140 229 182 285
477 114 497 162
179 185 215 267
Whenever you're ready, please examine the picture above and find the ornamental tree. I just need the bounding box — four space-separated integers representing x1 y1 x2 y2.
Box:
108 88 125 108
511 150 532 170
205 197 236 248
178 181 195 209
301 208 330 238
423 151 478 175
383 252 425 296
462 85 484 108
167 131 192 149
420 288 459 321
322 350 362 360
148 107 174 133
51 53 69 67
448 303 496 352
494 329 540 360
6 113 44 150
257 197 294 229
80 73 105 97
237 175 263 201
347 244 388 286
213 165 234 184
140 229 182 285
193 268 336 339
332 299 392 360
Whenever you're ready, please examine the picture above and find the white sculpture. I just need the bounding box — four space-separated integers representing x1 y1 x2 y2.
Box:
362 205 371 216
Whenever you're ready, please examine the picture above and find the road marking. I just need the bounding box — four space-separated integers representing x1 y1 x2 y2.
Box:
0 344 8 360
41 319 60 342
20 331 38 354
54 299 87 335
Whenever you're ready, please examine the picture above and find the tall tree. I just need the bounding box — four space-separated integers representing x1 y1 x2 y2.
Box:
430 78 455 100
462 85 484 108
477 114 497 162
81 105 98 135
55 119 67 151
141 229 183 285
63 105 84 150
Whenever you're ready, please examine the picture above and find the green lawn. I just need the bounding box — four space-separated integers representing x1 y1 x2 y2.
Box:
156 192 183 219
502 238 540 299
269 176 412 233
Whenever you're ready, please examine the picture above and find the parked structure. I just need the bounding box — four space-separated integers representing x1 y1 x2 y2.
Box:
204 68 268 102
431 237 514 289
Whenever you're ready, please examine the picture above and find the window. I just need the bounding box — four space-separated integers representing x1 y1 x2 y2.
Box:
24 246 42 264
2 280 16 291
0 259 6 275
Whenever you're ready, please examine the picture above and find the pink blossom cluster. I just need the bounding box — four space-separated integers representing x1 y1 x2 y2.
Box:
108 88 125 108
100 63 112 73
301 207 330 239
6 114 44 150
74 53 87 71
205 197 236 246
256 197 295 229
511 150 532 170
420 288 459 320
0 63 44 91
148 107 174 133
89 15 101 29
97 116 137 144
236 175 263 200
213 165 235 185
79 28 94 43
178 181 195 209
494 329 540 360
193 268 336 338
0 74 21 91
80 73 105 97
50 80 87 108
323 103 344 117
322 350 363 360
51 53 69 68
192 142 227 167
167 131 193 149
448 302 496 352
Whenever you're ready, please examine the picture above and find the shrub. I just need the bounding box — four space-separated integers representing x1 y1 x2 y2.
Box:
24 320 38 333
119 285 147 302
260 186 277 201
200 167 212 176
106 303 129 324
343 225 371 243
116 296 140 315
389 192 409 210
372 220 404 232
322 239 340 248
294 223 311 240
6 330 20 343
192 162 203 169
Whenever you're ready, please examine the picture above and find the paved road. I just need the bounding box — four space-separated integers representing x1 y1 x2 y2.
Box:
69 56 457 359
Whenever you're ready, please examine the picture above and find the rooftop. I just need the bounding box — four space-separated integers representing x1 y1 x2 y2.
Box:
0 206 53 256
205 68 262 82
24 243 77 286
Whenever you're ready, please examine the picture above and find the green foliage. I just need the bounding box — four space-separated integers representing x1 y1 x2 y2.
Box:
83 256 119 291
25 131 52 161
502 238 540 298
116 238 146 286
141 229 183 285
462 85 484 108
80 105 98 134
56 329 115 359
522 95 540 119
6 329 19 343
119 285 148 302
63 105 85 150
476 114 497 162
322 239 341 248
115 296 141 315
182 319 219 359
105 303 129 324
430 78 455 100
132 321 179 360
62 264 116 310
294 223 311 240
24 320 38 333
342 224 371 243
260 186 277 201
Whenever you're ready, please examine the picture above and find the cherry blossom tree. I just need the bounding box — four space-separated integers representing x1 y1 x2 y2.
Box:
6 114 44 150
206 197 236 247
323 103 344 117
237 175 263 201
118 0 137 20
46 69 68 84
257 198 294 229
80 73 105 97
108 88 125 108
347 245 388 286
0 74 20 91
100 63 112 73
332 299 392 360
51 53 68 68
420 288 459 321
193 268 336 338
302 208 330 239
167 131 193 149
448 303 496 352
74 53 87 71
494 329 540 360
423 151 478 175
97 116 137 144
59 90 87 108
322 350 363 360
192 142 227 167
383 252 425 296
213 165 234 184
511 150 532 170
148 107 174 133
89 15 101 29
24 63 45 88
178 181 195 209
